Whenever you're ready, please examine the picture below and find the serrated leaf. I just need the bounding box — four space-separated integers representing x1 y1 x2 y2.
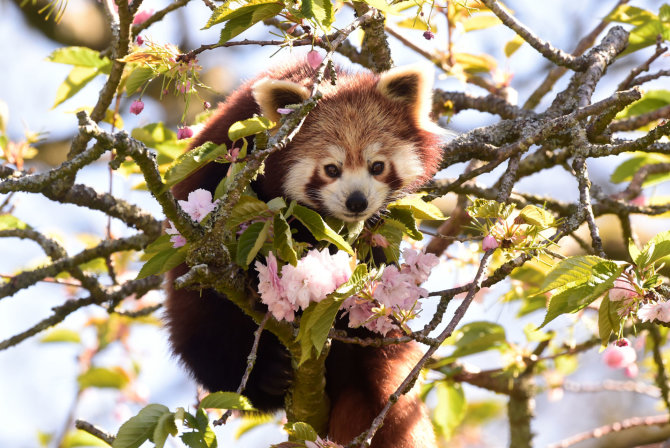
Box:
162 142 228 191
300 0 334 28
467 199 515 220
227 195 270 229
285 422 318 442
518 205 555 228
540 262 625 327
126 66 155 95
433 381 466 440
40 328 81 344
273 213 297 265
389 195 445 220
535 255 607 295
136 246 187 279
78 367 129 390
217 3 284 44
48 46 111 69
462 14 501 32
628 238 641 263
228 116 274 141
598 296 622 348
378 219 404 263
234 414 274 439
204 0 280 28
638 230 670 266
236 220 271 267
504 34 525 57
298 264 368 365
292 204 354 254
153 412 178 448
113 404 171 448
0 214 29 230
387 208 422 240
53 66 102 108
199 391 255 410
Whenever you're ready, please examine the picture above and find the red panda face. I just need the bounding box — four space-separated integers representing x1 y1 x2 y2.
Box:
253 64 443 222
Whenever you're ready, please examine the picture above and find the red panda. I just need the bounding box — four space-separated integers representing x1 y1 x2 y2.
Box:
165 61 443 447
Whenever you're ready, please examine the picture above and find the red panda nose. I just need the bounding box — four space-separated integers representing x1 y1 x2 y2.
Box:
345 191 368 213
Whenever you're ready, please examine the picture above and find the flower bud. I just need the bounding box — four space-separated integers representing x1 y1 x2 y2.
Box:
177 126 193 140
423 30 435 40
129 99 144 115
307 50 323 70
482 235 499 251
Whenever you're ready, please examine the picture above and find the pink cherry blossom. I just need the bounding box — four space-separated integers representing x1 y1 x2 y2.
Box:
133 9 154 25
307 50 323 70
276 108 293 115
177 126 194 140
624 363 639 378
371 233 389 248
165 221 186 248
178 189 219 222
402 248 439 284
482 235 499 251
637 302 670 323
256 252 296 322
129 99 144 115
603 343 637 369
629 195 646 206
609 276 638 301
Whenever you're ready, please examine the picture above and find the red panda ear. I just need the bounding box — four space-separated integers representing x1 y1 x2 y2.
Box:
377 64 434 128
252 78 311 124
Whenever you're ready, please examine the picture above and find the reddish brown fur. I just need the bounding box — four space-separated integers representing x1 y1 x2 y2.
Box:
165 61 443 447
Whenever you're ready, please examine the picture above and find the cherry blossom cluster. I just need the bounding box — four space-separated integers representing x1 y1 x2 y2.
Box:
166 189 219 247
602 338 638 378
608 274 670 323
342 248 439 335
255 250 353 322
482 216 527 251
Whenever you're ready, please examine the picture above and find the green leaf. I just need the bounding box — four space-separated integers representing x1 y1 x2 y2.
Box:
216 3 284 43
292 204 354 254
540 262 625 327
78 367 129 390
598 296 622 347
518 205 555 228
504 34 525 57
359 0 405 14
132 122 179 148
535 255 607 295
228 116 274 141
141 234 175 259
462 14 501 32
153 412 178 448
638 230 670 266
61 429 110 448
199 391 255 410
136 246 187 279
126 66 155 95
388 195 445 220
628 238 641 263
40 328 81 344
617 90 670 119
48 46 111 69
297 264 369 365
273 213 297 265
163 142 228 191
605 5 657 25
235 220 271 267
433 381 466 440
53 66 102 108
387 208 422 240
442 321 508 363
0 214 29 230
226 195 270 229
234 414 274 439
466 199 515 220
300 0 334 29
377 219 404 263
204 0 280 28
266 197 287 212
113 404 170 448
624 19 670 55
284 422 318 442
610 153 670 188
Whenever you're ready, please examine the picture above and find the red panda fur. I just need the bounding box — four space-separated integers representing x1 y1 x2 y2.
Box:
165 61 442 447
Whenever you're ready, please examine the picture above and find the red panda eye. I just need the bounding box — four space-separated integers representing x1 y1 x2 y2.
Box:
324 164 340 178
370 161 385 175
